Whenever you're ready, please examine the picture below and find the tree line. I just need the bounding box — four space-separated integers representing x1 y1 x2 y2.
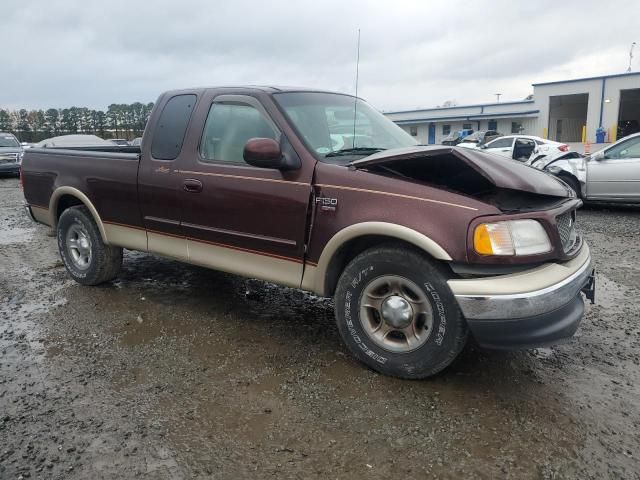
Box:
0 103 154 143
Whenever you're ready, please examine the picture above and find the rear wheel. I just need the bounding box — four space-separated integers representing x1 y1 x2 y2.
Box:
57 206 122 285
334 244 468 379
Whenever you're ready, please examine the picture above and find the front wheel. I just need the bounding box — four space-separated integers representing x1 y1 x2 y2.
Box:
57 206 122 285
334 245 468 379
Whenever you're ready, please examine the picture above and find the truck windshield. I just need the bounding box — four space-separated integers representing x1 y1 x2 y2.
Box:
273 92 417 163
0 135 20 148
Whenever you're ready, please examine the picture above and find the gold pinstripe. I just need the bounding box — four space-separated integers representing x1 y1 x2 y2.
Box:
315 184 478 211
174 170 308 186
171 170 477 211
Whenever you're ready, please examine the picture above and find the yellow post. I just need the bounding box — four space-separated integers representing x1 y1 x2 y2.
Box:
581 125 586 143
542 127 548 139
611 123 617 142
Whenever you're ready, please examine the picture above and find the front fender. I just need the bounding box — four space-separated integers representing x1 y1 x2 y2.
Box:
301 222 452 296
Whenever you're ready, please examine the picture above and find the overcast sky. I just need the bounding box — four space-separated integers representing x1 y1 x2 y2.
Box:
3 0 639 111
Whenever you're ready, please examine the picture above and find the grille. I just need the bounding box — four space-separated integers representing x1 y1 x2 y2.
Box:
0 153 18 164
557 210 578 253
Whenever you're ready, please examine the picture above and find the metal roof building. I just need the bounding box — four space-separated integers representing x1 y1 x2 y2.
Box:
385 72 640 145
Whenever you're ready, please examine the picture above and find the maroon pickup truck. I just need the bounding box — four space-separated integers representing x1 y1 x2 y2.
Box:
21 87 595 378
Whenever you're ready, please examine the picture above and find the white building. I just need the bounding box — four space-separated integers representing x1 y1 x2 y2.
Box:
385 72 640 145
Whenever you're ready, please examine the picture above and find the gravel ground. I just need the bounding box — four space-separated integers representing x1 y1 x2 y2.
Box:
1 176 639 479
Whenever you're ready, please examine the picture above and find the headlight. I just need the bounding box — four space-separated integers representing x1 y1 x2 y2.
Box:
474 219 551 256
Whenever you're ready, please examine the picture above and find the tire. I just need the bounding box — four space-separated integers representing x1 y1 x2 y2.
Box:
334 244 468 379
57 205 122 285
559 175 581 198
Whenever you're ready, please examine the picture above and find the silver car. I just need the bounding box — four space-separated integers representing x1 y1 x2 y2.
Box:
0 132 23 176
533 132 640 203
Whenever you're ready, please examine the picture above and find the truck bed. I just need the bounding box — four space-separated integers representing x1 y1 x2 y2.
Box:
22 146 143 230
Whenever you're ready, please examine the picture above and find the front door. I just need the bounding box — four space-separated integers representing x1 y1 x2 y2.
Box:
513 137 536 161
176 93 313 288
428 124 436 144
587 135 640 200
484 136 515 158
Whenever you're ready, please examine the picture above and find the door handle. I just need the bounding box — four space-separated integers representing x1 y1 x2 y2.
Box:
183 178 203 193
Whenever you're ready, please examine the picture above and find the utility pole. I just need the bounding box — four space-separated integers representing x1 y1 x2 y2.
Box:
495 93 502 103
628 42 636 73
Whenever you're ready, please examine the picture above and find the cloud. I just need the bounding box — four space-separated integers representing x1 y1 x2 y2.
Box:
2 0 638 111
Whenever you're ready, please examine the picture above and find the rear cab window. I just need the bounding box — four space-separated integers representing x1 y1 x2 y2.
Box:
150 94 197 160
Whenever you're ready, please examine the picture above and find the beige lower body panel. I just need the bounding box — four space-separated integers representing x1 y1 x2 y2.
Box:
104 223 148 252
31 206 51 226
113 225 302 288
187 239 303 289
448 244 591 296
300 264 320 293
148 232 188 261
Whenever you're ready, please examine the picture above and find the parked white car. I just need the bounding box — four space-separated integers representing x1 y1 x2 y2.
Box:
35 134 113 148
531 132 640 202
461 134 570 163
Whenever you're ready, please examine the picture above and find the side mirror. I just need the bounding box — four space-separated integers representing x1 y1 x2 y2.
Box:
591 150 605 161
243 138 285 169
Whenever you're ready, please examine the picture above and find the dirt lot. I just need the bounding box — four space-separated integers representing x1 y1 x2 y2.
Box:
1 176 639 479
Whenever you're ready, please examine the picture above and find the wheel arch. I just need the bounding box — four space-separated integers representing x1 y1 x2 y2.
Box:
49 187 108 243
303 222 452 297
556 171 583 198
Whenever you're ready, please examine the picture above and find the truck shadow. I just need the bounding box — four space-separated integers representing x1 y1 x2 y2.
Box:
109 250 563 386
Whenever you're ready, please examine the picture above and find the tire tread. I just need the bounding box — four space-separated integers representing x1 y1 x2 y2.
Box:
334 243 467 379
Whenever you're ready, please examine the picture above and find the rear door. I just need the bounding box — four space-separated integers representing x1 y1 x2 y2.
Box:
483 136 514 158
587 135 640 200
138 92 199 259
513 137 536 161
175 92 313 287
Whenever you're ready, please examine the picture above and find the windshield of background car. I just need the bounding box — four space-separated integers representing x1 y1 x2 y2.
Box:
462 131 483 141
0 134 19 148
273 92 417 163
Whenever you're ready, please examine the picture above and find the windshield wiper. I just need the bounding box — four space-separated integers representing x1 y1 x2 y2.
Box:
325 147 386 157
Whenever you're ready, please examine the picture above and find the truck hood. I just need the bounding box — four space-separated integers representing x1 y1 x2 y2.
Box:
350 146 573 199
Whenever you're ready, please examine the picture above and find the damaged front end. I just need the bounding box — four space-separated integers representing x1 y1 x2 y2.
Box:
350 145 576 213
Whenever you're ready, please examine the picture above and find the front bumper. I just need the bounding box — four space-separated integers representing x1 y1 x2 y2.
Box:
0 163 20 174
448 244 593 349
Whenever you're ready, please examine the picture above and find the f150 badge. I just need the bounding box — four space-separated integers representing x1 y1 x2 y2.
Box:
316 196 338 212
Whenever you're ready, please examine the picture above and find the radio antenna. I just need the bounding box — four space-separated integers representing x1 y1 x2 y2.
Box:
628 42 636 72
352 29 361 146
